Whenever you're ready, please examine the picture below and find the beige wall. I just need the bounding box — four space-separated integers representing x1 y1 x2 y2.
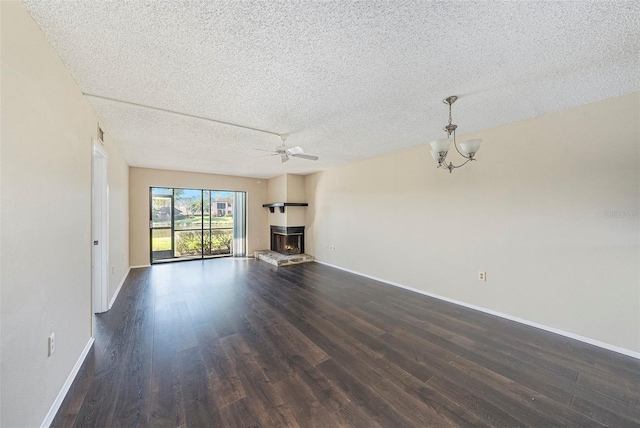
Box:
305 93 640 354
0 2 130 426
267 174 287 227
286 174 306 227
103 133 130 301
129 167 269 266
267 174 307 227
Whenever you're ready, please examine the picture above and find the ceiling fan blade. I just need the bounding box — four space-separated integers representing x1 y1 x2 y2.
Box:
254 153 279 158
291 153 318 161
253 148 275 152
285 146 305 155
280 153 289 163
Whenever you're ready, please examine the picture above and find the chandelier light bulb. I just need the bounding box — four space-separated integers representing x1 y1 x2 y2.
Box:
429 138 452 154
458 139 482 157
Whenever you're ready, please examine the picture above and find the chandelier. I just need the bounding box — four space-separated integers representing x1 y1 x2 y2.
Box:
429 96 482 173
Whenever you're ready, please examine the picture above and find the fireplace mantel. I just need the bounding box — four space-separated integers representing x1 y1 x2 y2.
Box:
262 202 308 213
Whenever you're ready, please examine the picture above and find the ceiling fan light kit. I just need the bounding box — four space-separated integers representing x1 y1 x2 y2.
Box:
429 95 482 173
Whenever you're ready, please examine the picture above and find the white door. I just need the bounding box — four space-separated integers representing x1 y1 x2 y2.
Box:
92 140 109 314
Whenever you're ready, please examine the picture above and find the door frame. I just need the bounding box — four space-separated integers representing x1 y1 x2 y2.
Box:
149 187 240 263
92 139 109 315
149 190 174 262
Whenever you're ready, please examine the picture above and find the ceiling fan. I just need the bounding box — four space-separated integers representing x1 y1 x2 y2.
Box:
254 136 319 163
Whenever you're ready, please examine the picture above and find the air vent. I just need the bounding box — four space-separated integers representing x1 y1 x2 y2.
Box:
97 125 104 143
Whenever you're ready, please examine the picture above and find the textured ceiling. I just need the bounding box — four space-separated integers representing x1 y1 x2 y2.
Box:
22 0 640 179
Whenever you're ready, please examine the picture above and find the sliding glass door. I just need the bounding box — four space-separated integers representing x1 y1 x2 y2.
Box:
150 189 173 262
150 187 245 263
173 188 203 261
203 190 235 257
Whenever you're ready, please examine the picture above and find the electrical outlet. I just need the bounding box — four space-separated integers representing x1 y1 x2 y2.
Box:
478 271 486 281
48 333 55 356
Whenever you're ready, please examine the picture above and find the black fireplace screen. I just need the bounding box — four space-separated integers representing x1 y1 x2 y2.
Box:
270 226 305 255
274 233 302 255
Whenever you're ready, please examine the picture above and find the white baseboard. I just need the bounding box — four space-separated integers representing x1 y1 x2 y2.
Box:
315 260 640 360
130 264 150 269
109 268 130 309
41 337 95 428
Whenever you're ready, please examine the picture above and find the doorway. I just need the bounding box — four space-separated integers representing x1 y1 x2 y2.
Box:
92 140 109 314
150 187 246 263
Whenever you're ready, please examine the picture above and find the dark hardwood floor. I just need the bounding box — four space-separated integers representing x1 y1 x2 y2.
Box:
52 259 640 427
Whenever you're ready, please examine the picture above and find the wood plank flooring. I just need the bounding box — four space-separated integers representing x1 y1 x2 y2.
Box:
52 259 640 427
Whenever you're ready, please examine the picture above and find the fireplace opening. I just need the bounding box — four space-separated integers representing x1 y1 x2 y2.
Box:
271 226 305 255
275 233 301 255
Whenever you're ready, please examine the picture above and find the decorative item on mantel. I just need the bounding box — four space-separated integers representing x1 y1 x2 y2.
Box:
262 202 308 213
428 95 482 173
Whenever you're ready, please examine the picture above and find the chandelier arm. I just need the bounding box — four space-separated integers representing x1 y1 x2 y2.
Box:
452 131 471 160
440 159 472 172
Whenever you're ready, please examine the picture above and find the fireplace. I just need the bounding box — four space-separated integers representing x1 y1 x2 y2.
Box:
271 226 305 255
